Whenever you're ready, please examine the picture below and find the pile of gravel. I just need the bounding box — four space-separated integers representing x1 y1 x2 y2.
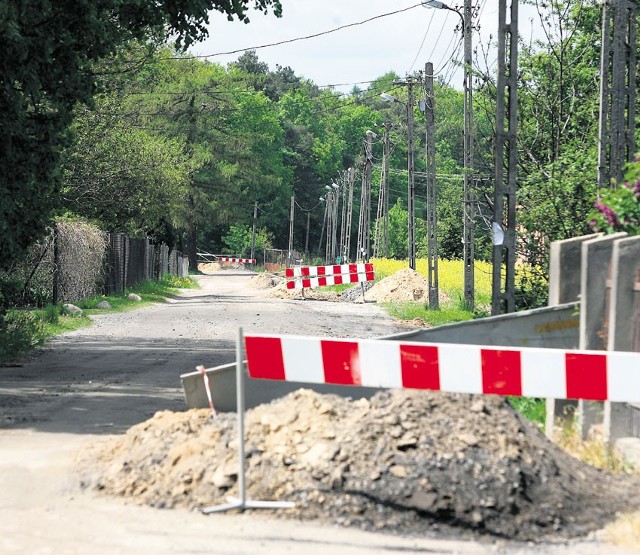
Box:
81 389 640 540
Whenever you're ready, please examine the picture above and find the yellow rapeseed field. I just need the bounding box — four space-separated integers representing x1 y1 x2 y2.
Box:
371 257 493 301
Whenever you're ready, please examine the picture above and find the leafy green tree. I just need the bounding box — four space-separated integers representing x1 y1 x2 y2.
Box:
0 0 282 270
61 96 191 237
385 198 408 259
222 224 273 257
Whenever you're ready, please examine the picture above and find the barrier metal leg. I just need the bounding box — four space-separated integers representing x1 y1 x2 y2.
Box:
201 327 295 514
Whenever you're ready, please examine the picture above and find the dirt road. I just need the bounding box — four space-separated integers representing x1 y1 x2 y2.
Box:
0 271 637 554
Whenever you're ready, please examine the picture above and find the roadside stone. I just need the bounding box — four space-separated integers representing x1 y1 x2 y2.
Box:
127 293 142 302
63 303 83 316
96 301 112 310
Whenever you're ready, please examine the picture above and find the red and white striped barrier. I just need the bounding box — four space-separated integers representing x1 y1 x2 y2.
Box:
244 334 640 403
285 263 375 290
218 257 256 264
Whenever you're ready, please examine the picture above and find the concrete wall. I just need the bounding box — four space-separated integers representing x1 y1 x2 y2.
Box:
577 233 626 438
605 236 640 441
379 303 579 349
548 234 600 306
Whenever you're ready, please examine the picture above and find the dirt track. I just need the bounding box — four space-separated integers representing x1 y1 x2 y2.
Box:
0 270 639 554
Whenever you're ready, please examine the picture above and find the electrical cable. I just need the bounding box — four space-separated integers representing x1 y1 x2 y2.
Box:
407 9 436 73
170 4 424 60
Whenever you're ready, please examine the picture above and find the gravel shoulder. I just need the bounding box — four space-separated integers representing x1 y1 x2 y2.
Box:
1 270 639 554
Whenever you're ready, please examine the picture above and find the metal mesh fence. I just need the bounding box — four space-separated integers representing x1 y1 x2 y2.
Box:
11 220 190 304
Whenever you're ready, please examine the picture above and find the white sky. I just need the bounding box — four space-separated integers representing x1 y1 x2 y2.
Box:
190 0 539 94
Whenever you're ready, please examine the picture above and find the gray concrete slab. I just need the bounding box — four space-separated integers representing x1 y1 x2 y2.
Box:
604 235 640 443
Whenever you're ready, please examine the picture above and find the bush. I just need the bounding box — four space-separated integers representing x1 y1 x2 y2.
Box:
0 310 46 361
590 158 640 235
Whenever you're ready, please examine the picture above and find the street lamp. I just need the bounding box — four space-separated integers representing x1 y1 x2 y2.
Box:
380 90 417 270
421 0 464 27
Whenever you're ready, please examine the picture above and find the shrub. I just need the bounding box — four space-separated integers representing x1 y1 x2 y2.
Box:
589 158 640 235
0 310 46 361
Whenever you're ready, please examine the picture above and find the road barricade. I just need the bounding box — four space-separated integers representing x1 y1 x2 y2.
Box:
285 263 374 290
244 333 640 403
198 328 640 516
218 256 256 264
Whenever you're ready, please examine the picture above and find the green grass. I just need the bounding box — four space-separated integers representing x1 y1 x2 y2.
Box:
380 301 475 327
508 397 546 427
76 274 198 312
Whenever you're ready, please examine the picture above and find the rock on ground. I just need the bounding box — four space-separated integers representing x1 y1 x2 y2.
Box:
80 389 640 541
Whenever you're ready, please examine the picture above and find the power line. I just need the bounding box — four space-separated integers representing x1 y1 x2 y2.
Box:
172 4 424 60
407 10 436 73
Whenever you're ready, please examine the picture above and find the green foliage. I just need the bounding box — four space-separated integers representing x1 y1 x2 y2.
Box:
589 159 640 235
62 96 191 237
0 311 47 362
508 397 546 428
385 199 408 259
222 225 273 257
42 304 61 325
514 267 549 311
0 0 282 270
380 302 474 327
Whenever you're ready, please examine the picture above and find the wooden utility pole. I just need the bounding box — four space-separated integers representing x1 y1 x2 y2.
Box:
407 80 416 270
317 199 328 257
357 132 375 262
287 195 295 267
462 0 475 308
344 167 355 262
492 0 519 315
250 201 258 261
325 191 333 263
373 124 391 258
425 62 439 309
597 0 636 188
338 172 347 260
304 212 310 256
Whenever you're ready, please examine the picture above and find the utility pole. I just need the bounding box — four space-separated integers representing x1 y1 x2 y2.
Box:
597 0 636 188
407 79 416 270
462 0 475 308
250 201 257 261
287 195 295 267
384 79 417 269
338 172 348 261
304 212 310 257
373 123 391 258
425 62 439 309
317 199 328 257
344 167 355 262
492 0 519 315
324 192 331 263
357 132 375 262
331 184 340 261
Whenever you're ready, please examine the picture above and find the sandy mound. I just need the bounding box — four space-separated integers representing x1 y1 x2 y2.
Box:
246 273 280 289
267 281 341 302
198 262 222 273
366 268 450 303
80 389 640 540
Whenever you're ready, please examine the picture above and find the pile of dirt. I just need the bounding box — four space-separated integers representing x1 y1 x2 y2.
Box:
267 281 341 302
246 273 281 289
80 389 640 540
198 262 222 273
366 268 450 304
